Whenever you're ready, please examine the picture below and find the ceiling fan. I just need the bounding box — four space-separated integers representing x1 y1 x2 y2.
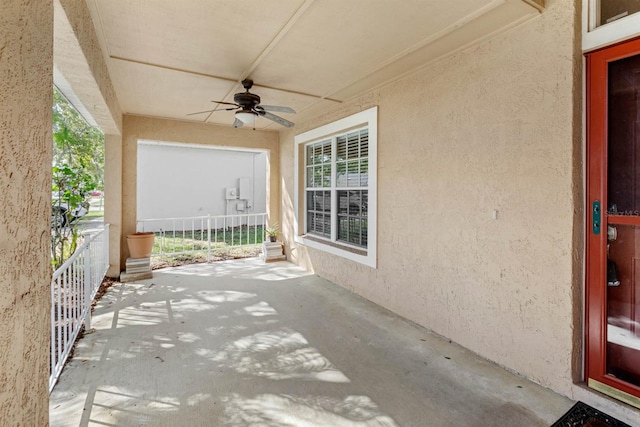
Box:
188 79 295 128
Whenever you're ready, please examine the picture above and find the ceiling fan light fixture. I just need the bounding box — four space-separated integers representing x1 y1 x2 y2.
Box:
236 110 257 124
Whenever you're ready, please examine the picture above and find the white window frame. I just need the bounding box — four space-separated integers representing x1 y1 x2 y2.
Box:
583 0 640 52
294 107 377 268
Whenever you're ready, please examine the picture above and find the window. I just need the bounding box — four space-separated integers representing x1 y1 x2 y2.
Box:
294 107 377 267
598 0 640 26
305 129 369 247
305 139 333 238
583 0 640 51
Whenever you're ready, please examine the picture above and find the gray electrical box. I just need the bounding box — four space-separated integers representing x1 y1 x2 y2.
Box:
225 187 238 200
238 178 251 199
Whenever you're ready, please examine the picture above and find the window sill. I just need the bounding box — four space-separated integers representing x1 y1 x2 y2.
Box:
294 234 375 268
302 235 367 256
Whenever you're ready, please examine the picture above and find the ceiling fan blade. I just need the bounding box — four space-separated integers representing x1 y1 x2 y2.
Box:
187 109 217 116
187 106 237 116
260 111 295 128
258 105 296 114
232 118 244 128
212 100 240 107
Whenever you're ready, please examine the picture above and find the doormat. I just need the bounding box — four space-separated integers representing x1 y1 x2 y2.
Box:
551 401 631 427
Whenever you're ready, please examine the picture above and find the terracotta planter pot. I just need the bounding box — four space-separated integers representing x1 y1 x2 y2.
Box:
127 232 154 259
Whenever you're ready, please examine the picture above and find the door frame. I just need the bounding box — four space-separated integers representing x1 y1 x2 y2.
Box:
585 36 640 407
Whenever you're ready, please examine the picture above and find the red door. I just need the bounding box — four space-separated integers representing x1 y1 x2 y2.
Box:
586 37 640 407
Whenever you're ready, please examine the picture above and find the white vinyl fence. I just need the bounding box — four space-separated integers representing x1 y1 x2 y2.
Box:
50 224 110 392
137 213 268 261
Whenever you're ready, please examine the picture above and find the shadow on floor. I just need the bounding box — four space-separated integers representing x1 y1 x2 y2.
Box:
50 259 573 427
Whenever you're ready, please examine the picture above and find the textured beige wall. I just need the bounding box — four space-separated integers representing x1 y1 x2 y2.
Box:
0 1 53 424
281 0 582 397
120 115 280 269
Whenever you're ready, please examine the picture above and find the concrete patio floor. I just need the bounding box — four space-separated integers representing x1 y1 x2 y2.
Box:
50 258 574 426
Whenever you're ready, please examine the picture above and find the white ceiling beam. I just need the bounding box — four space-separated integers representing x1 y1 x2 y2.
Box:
110 56 238 84
210 0 318 122
239 0 316 82
319 0 521 101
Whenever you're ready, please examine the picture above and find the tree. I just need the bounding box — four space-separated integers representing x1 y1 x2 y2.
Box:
51 164 97 267
51 88 104 268
52 89 104 188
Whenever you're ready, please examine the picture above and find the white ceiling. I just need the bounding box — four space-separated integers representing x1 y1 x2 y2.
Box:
80 0 543 131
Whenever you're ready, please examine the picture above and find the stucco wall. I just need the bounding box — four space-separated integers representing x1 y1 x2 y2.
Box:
0 1 53 424
121 115 279 267
281 0 582 398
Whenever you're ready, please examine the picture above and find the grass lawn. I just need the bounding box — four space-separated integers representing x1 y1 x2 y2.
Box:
82 210 104 220
151 245 263 269
150 227 266 269
152 225 266 255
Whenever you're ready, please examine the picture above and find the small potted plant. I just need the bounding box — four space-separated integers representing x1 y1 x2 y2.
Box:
266 223 279 242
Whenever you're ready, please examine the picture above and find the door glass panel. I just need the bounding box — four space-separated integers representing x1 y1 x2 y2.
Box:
607 54 640 216
606 52 640 388
598 0 640 27
606 225 640 387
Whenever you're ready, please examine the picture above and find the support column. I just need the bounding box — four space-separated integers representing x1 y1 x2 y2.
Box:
0 1 53 424
104 134 123 276
266 148 281 229
121 116 138 267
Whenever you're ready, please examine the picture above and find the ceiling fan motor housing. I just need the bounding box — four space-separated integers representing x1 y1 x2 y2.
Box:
189 77 294 127
233 92 260 109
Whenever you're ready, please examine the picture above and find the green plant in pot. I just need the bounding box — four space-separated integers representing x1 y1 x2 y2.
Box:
266 224 279 243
